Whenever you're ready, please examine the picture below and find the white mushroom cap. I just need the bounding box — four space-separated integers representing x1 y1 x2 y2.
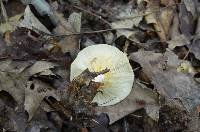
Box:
70 44 134 106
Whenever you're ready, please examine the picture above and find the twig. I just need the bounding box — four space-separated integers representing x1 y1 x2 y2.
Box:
128 38 149 50
72 5 111 27
33 27 136 37
177 32 200 64
182 50 190 61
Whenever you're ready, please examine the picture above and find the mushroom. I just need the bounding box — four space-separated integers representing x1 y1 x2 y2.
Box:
70 44 134 106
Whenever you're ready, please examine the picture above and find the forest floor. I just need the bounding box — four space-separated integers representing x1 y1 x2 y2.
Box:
0 0 200 132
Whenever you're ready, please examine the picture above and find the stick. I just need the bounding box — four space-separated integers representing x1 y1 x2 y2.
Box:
33 27 136 37
72 5 111 27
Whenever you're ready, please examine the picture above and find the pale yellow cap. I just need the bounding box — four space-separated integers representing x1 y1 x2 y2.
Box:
70 44 134 106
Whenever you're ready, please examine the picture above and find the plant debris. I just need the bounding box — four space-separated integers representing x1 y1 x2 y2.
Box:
0 0 200 131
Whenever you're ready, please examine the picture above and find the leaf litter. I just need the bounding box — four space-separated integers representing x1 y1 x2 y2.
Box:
0 0 200 131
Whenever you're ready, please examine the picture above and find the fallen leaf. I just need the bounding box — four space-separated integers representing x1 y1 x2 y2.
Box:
96 81 159 124
0 14 22 34
160 0 175 6
0 59 30 104
103 32 115 44
168 34 190 50
53 11 81 57
179 2 195 37
145 1 175 41
169 13 181 39
111 4 143 38
27 61 58 76
68 12 82 33
0 0 8 21
25 107 59 131
30 0 53 16
196 17 200 34
0 35 7 56
183 0 198 19
130 50 200 111
159 8 174 37
0 101 25 131
82 38 96 48
5 27 50 60
19 5 51 34
25 79 59 121
189 37 200 60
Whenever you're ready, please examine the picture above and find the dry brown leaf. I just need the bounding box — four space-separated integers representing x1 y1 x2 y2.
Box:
19 5 51 34
0 35 8 57
53 12 81 57
111 4 143 38
0 57 60 121
145 1 174 41
0 59 31 105
183 0 198 19
130 50 200 111
168 34 190 50
68 12 82 33
0 14 22 34
25 79 60 121
159 8 174 36
196 16 200 34
161 0 175 6
27 61 58 76
189 37 200 60
179 2 195 37
96 81 159 124
169 13 181 39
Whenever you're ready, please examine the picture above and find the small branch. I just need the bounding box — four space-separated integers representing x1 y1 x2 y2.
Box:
33 27 136 37
182 50 190 61
72 5 111 27
128 38 150 50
